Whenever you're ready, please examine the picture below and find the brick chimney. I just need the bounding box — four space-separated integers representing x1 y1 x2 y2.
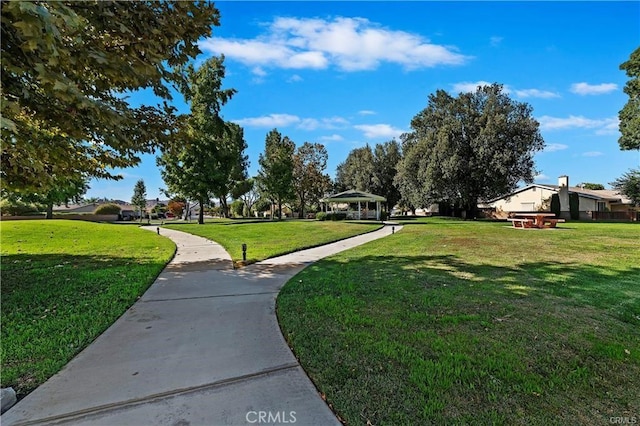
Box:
558 175 569 187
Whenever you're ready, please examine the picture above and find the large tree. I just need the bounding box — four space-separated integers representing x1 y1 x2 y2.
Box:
157 57 239 224
371 140 402 211
131 179 147 223
292 142 331 218
619 47 640 151
396 84 545 218
611 169 640 207
257 129 295 220
335 146 375 192
1 1 220 194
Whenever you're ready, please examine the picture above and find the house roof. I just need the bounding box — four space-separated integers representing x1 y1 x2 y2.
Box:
487 184 632 204
321 190 386 203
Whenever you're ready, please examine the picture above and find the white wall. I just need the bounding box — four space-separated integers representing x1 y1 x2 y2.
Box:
490 187 557 212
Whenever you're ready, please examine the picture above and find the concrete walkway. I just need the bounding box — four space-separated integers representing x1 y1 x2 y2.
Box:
3 224 401 426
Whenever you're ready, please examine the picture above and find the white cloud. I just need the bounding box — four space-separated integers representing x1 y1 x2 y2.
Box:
490 36 503 47
452 82 559 99
595 118 620 135
544 143 569 152
534 173 550 182
201 16 470 72
319 134 344 142
355 124 405 139
233 114 301 128
452 81 495 93
570 82 618 95
358 110 376 116
287 74 303 83
583 151 604 157
233 114 349 130
515 88 560 99
538 115 619 134
252 67 267 77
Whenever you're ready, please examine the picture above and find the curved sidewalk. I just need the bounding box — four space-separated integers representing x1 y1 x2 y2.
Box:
3 224 401 426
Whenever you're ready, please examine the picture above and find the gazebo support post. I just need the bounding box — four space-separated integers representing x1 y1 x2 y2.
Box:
376 201 381 220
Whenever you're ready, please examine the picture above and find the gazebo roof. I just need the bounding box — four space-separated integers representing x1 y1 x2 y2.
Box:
321 190 386 203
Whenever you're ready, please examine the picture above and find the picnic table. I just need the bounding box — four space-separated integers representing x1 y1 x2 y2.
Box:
507 213 565 229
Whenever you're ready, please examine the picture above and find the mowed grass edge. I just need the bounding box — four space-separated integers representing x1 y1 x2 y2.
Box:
163 220 382 266
277 219 640 425
0 220 175 398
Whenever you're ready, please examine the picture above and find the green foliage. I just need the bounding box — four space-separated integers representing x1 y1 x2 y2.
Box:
611 169 640 206
335 141 402 211
157 56 243 224
0 220 175 397
395 84 544 218
0 198 40 216
131 179 147 222
336 146 375 192
327 212 348 221
581 183 605 190
379 210 389 221
1 1 220 194
619 46 640 150
230 199 245 217
316 212 328 221
569 192 580 220
550 193 561 216
293 142 331 218
93 203 122 215
257 129 295 220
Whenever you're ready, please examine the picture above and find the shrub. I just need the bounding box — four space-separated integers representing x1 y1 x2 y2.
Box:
327 212 347 221
0 199 41 216
316 212 327 221
231 200 245 217
550 194 561 217
94 203 122 215
569 192 580 220
379 211 389 221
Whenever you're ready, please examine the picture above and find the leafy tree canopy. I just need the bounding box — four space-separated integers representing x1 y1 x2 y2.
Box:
580 183 605 190
1 1 220 193
396 83 544 218
619 46 640 151
293 142 331 218
257 129 295 219
611 169 640 206
157 56 241 224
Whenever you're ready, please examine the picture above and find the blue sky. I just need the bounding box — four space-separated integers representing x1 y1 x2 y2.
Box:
86 1 640 201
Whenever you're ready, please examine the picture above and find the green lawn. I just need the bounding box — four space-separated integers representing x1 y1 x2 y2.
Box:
0 220 175 398
163 220 382 266
277 218 640 425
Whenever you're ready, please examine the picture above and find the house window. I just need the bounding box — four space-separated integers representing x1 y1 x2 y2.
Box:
597 201 607 212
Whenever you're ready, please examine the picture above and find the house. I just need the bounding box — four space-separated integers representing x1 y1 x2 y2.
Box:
484 175 637 221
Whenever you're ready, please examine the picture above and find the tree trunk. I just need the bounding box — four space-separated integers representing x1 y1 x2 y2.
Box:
298 193 305 219
45 202 53 219
278 199 283 220
198 198 204 224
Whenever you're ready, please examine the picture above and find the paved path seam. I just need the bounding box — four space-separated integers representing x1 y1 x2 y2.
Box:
3 223 402 426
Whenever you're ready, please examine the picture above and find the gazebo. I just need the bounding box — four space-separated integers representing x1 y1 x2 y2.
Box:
321 190 386 220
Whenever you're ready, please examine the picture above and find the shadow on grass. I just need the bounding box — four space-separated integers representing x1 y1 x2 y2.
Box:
299 253 640 325
1 253 168 398
278 253 640 425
